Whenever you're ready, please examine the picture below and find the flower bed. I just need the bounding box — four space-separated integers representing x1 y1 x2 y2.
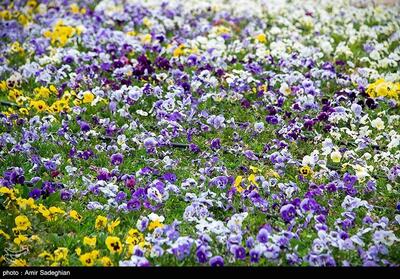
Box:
0 0 399 267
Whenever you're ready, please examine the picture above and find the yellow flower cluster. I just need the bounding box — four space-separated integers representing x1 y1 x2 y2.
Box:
75 220 150 266
1 186 65 228
0 0 39 27
0 186 155 266
125 228 150 256
10 42 25 54
0 81 100 116
366 78 400 100
77 247 113 267
0 186 76 266
0 10 31 26
43 20 82 47
37 205 66 221
167 43 198 58
39 248 69 266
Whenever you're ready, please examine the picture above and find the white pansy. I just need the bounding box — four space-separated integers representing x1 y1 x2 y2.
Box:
279 82 291 96
330 150 342 163
354 165 369 180
371 117 385 130
117 135 126 146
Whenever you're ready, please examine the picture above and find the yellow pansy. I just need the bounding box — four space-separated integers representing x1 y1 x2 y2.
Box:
0 187 14 195
139 241 152 251
49 102 61 113
49 206 65 214
255 33 267 43
15 96 26 106
79 252 95 266
367 78 399 100
90 250 100 259
126 235 140 248
82 91 94 104
19 107 29 115
95 215 107 230
127 229 145 246
48 206 66 220
83 236 97 247
49 84 57 93
26 0 37 9
57 100 70 112
16 198 35 210
34 86 51 99
173 44 185 57
15 215 31 231
30 100 47 112
0 10 12 21
18 14 29 26
14 234 28 246
61 92 71 102
234 176 243 187
69 210 82 222
0 187 17 202
105 236 123 254
37 204 51 220
299 165 312 176
54 247 68 262
68 89 77 96
44 20 78 47
215 25 231 36
258 84 268 92
10 42 24 53
8 89 23 100
100 256 113 267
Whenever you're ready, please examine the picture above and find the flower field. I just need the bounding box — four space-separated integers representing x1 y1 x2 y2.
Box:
0 0 399 267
